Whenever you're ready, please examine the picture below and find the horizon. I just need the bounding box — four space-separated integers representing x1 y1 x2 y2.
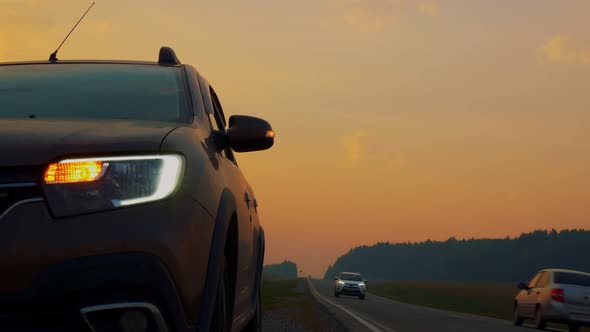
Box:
3 0 590 278
301 227 590 277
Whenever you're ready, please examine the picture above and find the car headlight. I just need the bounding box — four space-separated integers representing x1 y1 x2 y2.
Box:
338 281 345 285
358 283 365 287
43 155 184 217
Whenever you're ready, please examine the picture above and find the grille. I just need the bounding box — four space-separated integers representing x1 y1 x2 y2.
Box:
0 166 44 217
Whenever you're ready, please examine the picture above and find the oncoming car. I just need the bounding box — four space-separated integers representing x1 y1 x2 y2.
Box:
0 47 273 332
514 268 590 332
333 272 367 300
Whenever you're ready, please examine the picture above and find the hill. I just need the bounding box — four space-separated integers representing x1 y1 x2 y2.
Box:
263 260 298 279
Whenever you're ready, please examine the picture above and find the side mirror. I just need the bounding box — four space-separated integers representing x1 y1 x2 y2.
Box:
517 282 528 290
226 115 274 152
333 277 339 281
364 280 368 284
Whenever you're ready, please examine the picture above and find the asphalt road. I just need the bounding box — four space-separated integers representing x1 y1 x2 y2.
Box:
308 279 566 332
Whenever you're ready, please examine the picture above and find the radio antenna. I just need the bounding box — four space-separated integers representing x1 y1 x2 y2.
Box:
49 2 96 62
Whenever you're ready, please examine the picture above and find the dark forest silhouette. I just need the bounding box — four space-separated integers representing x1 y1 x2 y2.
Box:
324 229 590 282
263 260 298 279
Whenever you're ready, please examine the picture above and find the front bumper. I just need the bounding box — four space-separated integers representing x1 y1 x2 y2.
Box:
0 253 184 331
0 194 215 330
336 285 366 296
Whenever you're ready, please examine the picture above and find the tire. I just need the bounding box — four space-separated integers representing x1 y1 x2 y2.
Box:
513 304 524 326
244 239 264 332
534 306 546 330
568 324 580 332
243 287 261 332
358 295 365 300
211 257 231 332
334 291 340 298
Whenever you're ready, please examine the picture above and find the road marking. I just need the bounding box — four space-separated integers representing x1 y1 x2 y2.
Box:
306 279 395 332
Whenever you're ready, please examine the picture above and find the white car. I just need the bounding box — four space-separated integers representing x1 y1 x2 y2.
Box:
333 272 367 300
514 268 590 332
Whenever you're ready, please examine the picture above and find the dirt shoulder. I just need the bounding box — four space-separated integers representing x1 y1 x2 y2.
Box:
262 278 347 332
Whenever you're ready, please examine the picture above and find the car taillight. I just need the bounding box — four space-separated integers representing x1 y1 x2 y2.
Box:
551 288 564 302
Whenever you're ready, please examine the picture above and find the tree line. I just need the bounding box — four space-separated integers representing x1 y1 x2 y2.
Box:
324 229 590 282
263 260 298 279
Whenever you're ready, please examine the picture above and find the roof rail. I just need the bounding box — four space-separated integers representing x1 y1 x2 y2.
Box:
158 46 181 65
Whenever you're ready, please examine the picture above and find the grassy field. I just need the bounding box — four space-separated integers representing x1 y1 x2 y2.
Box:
370 281 516 320
260 278 301 309
370 281 589 331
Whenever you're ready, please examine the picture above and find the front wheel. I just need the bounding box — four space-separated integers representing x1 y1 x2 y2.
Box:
513 304 523 326
243 280 262 332
568 324 580 332
358 295 365 300
211 257 231 332
334 291 340 298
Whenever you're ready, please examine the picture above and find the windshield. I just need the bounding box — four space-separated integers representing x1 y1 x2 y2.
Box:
0 63 189 122
340 274 363 282
554 272 590 287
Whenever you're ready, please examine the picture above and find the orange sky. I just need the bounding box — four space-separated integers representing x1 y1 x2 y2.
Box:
2 0 590 277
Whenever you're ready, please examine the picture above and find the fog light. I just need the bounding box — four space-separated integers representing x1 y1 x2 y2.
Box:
119 309 148 332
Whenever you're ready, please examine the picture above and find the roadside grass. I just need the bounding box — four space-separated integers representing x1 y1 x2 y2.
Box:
260 278 300 309
370 281 589 331
261 278 345 331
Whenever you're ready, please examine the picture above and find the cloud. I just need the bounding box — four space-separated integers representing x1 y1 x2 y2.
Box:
328 0 403 32
417 1 440 17
538 35 590 64
89 19 113 35
327 0 440 31
341 130 369 163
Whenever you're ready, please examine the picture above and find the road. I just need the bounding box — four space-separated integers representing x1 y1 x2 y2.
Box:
308 279 566 332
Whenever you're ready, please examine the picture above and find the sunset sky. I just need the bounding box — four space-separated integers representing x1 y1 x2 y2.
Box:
2 0 589 277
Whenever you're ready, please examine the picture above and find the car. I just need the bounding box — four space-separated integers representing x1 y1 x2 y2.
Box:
333 272 368 299
0 47 274 332
514 268 590 332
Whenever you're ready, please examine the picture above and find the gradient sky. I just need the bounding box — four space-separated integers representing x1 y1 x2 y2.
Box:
2 0 589 277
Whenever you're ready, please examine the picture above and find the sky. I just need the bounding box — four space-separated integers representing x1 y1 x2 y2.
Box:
2 0 590 277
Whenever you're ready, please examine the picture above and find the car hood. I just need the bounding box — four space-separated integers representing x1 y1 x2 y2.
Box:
0 119 182 166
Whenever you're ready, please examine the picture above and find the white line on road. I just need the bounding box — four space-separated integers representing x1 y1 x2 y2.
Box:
306 279 395 332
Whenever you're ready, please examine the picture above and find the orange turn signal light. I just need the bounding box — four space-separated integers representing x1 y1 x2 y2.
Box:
44 161 106 184
265 130 275 138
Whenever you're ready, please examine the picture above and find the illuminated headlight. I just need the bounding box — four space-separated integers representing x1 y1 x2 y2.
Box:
358 283 365 287
43 155 184 217
338 281 345 285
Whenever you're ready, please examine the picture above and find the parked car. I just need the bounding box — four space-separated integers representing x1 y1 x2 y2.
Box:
333 272 368 299
0 47 274 332
514 268 590 332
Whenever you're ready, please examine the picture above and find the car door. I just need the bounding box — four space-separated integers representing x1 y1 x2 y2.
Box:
534 271 552 312
520 272 542 317
208 87 255 316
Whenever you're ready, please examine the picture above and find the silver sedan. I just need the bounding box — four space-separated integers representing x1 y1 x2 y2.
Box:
514 268 590 332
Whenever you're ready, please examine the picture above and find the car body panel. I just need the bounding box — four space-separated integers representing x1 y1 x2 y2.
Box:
0 119 180 166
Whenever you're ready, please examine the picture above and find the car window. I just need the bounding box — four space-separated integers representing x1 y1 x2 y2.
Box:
0 63 190 122
536 272 550 288
209 87 236 163
528 272 542 288
340 273 363 281
184 66 207 124
208 88 225 133
554 272 590 287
